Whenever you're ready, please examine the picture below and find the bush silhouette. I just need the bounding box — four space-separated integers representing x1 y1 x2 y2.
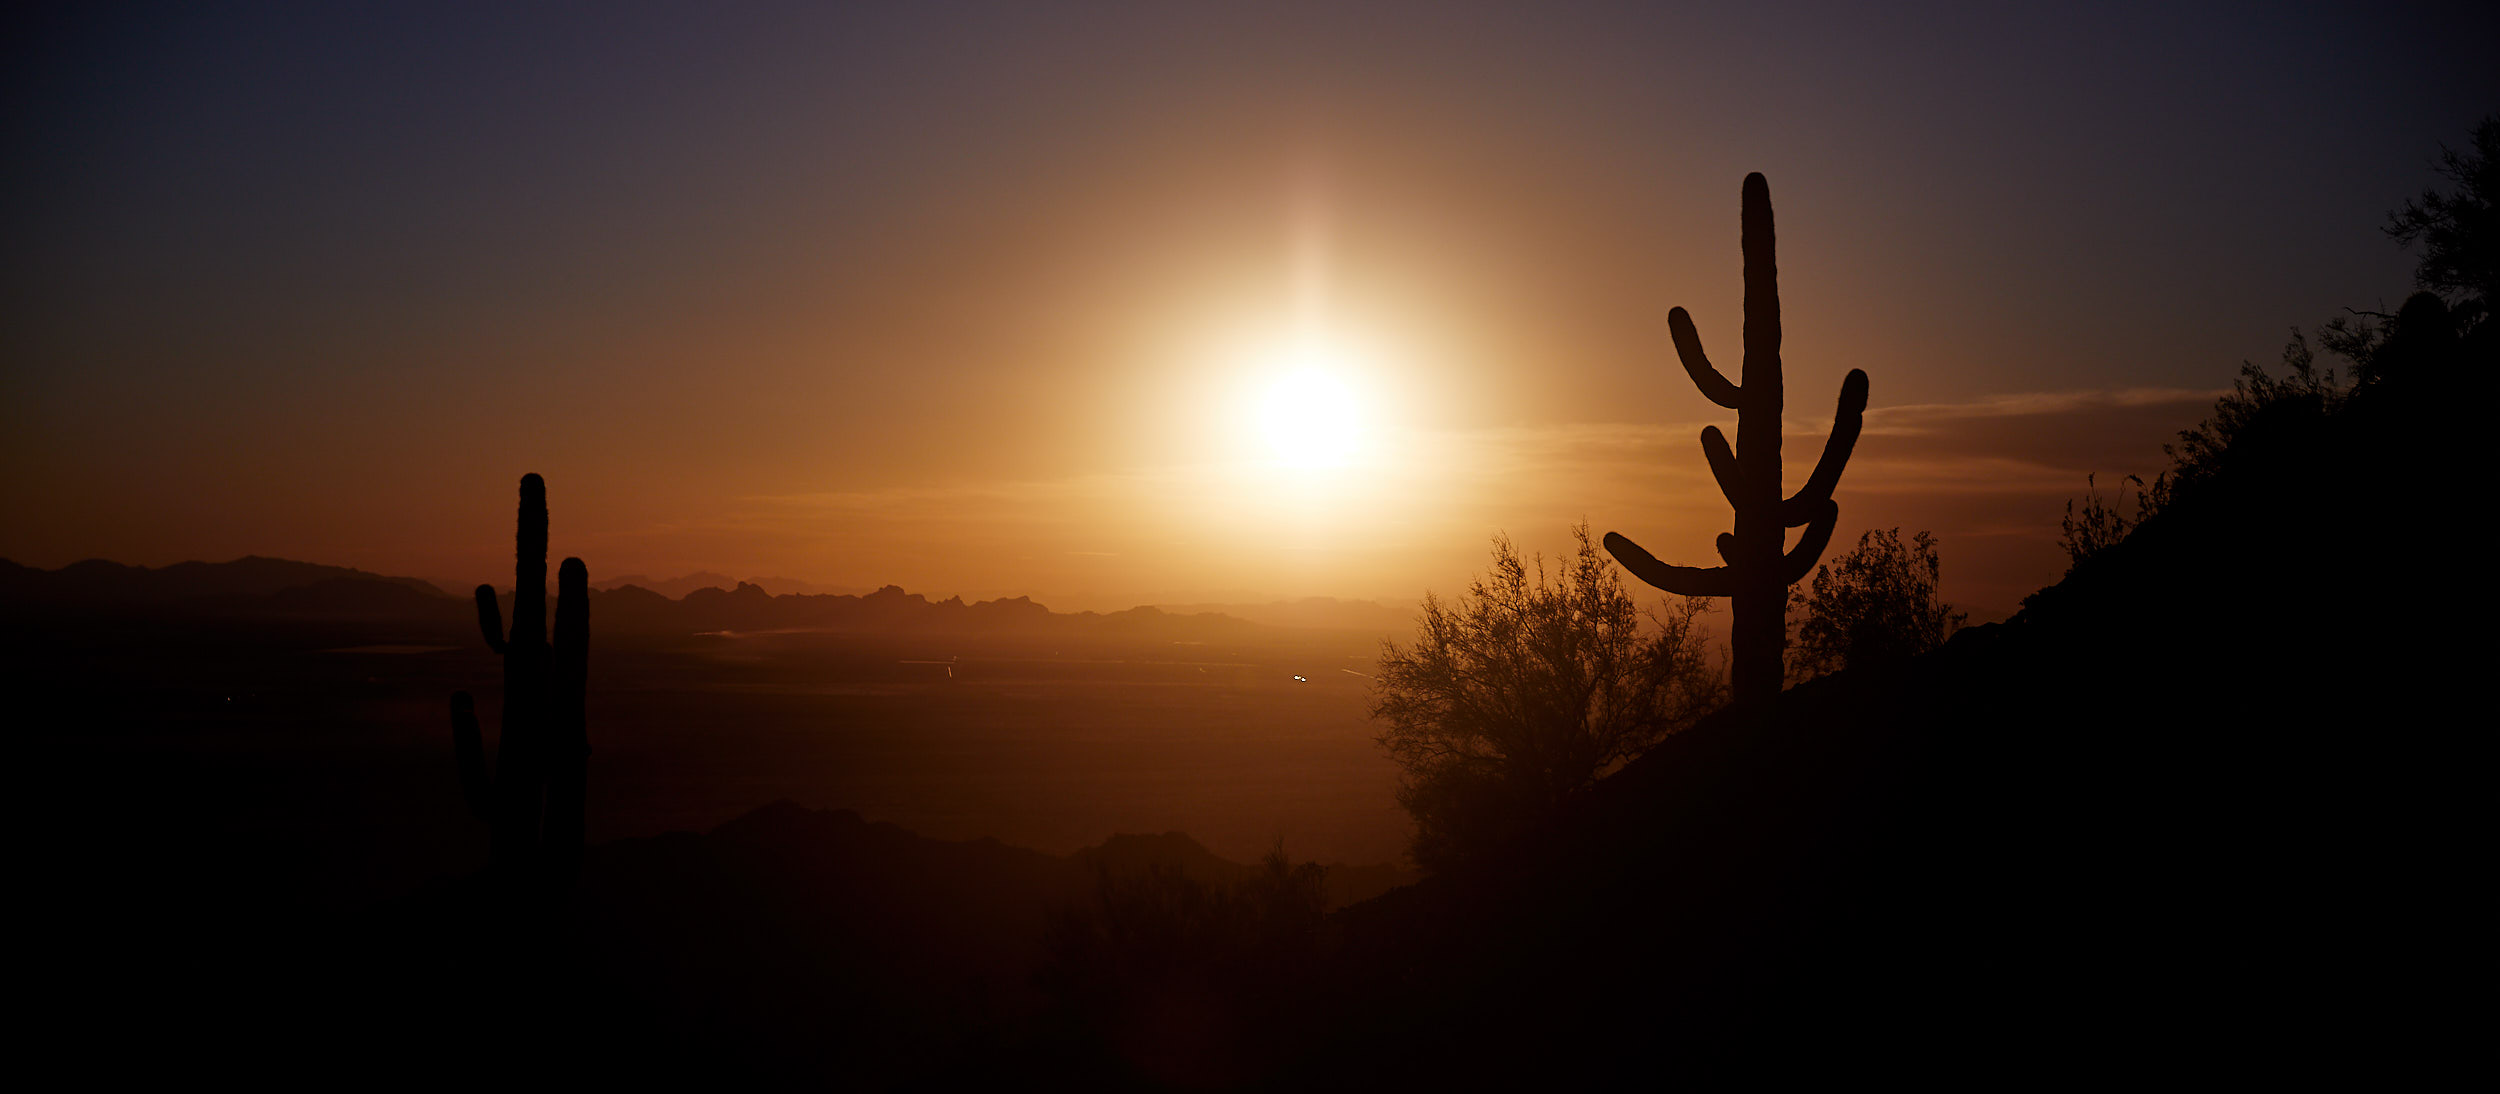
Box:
1787 528 1965 682
2064 117 2494 565
1373 524 1720 872
2058 471 2168 568
2386 115 2495 328
1603 172 1868 706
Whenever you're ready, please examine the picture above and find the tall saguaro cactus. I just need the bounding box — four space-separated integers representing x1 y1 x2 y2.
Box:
1604 174 1869 706
450 473 590 884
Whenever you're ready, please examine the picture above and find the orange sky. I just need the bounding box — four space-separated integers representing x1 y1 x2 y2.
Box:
4 4 2486 622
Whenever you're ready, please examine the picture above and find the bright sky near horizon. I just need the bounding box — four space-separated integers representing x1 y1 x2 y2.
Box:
4 2 2492 620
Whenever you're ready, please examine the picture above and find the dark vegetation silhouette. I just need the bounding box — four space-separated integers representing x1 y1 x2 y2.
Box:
360 802 1387 1087
1372 525 1720 871
2063 116 2494 569
1037 845 1331 1086
2057 469 2166 566
1785 527 1964 682
1603 173 1868 706
2386 115 2496 328
450 473 590 884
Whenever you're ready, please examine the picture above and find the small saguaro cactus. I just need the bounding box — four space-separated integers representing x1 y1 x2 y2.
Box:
450 473 589 884
1604 173 1869 707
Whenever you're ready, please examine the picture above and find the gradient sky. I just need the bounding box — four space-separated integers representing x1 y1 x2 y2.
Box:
5 1 2492 619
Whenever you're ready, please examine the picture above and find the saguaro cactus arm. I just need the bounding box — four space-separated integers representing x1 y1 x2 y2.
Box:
473 585 507 654
512 475 548 645
1780 369 1870 527
1780 500 1841 584
1670 307 1742 410
1601 531 1736 598
554 558 588 683
1700 426 1742 508
545 555 590 871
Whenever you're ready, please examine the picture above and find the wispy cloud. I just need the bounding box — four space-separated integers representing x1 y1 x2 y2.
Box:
1863 387 2224 433
610 386 2221 619
720 383 2212 543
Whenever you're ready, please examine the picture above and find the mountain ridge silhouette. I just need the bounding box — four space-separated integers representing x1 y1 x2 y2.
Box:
1 555 1296 641
0 554 449 605
596 571 848 598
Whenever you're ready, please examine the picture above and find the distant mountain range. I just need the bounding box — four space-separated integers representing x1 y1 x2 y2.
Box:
595 571 851 599
595 575 1419 633
591 580 1266 639
0 555 450 613
0 555 1395 643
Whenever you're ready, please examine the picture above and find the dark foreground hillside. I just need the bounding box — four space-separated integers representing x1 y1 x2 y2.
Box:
1298 356 2488 1083
57 801 1409 1085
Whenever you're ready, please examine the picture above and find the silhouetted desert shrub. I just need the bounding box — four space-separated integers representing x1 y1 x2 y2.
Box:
2385 115 2495 330
2061 116 2493 568
1374 524 1722 873
2059 471 2168 567
1787 528 1965 682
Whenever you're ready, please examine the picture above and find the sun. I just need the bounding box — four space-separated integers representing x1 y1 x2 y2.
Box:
1253 339 1369 469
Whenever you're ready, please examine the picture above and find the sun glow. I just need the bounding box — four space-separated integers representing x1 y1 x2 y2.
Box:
1252 337 1370 469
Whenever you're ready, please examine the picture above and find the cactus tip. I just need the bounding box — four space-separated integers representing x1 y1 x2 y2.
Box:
1601 531 1642 562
